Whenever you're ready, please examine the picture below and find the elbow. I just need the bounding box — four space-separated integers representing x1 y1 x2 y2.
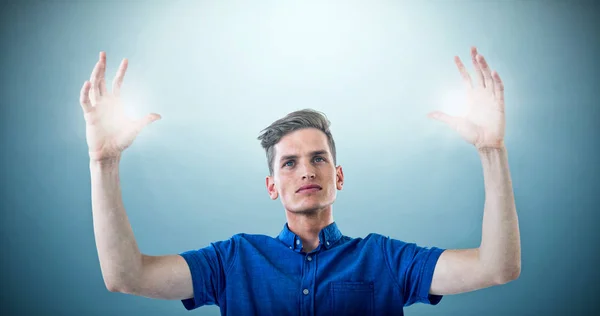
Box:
494 264 521 285
104 278 132 293
105 280 122 293
106 285 120 293
507 265 521 282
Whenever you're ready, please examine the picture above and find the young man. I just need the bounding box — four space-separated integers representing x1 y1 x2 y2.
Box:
81 46 520 315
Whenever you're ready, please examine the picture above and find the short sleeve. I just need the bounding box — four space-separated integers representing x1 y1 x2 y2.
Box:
178 237 237 310
380 236 445 306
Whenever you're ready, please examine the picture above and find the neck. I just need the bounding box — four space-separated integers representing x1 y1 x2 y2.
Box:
285 206 333 253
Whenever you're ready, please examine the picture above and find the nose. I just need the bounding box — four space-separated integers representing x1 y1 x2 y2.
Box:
303 172 316 180
300 164 316 179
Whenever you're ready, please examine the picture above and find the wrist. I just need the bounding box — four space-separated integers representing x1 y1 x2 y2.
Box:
90 156 121 170
477 144 509 166
477 145 506 154
476 140 506 153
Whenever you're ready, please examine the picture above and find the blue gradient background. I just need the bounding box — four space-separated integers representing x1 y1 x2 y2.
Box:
1 1 598 315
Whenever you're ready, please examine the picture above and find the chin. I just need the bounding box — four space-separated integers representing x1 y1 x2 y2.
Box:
290 200 332 214
288 208 318 215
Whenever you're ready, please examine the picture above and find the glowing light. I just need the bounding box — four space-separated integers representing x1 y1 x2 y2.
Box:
421 86 469 145
438 87 467 118
120 85 148 121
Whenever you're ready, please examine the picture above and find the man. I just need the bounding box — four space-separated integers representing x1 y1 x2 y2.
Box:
80 46 520 315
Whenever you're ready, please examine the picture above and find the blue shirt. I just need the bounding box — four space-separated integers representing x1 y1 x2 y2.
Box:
179 222 445 315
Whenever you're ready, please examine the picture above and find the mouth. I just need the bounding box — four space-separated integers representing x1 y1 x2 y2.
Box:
296 185 322 193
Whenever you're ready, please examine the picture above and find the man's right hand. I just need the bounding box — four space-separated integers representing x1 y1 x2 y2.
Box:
80 52 161 162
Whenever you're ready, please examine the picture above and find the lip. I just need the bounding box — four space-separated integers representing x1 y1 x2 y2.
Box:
296 184 322 193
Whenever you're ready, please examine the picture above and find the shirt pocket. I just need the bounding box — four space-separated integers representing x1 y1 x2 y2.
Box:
330 281 374 315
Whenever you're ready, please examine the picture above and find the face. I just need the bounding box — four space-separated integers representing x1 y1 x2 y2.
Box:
266 128 344 214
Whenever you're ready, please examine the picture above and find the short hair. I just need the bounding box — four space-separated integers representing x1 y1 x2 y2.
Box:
257 109 337 175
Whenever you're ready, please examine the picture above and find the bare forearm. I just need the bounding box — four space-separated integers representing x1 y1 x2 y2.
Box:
90 158 143 291
478 146 521 283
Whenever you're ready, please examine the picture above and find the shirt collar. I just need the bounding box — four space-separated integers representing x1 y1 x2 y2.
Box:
277 222 343 252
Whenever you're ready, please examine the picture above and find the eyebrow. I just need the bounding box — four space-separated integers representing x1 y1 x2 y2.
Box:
279 150 329 163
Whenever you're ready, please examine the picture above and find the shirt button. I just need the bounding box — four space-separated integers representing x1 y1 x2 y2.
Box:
296 240 300 245
289 246 292 249
307 256 312 261
303 289 309 295
326 241 330 246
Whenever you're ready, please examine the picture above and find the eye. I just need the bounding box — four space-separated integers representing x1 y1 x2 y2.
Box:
314 156 325 162
283 160 294 167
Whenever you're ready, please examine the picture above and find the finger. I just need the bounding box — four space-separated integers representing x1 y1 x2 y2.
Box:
90 52 107 97
112 58 128 96
454 56 472 89
117 113 162 148
427 111 461 130
471 47 485 88
492 71 505 112
130 113 162 139
89 60 102 102
476 54 494 92
98 52 108 96
79 81 92 113
136 113 162 132
428 111 478 144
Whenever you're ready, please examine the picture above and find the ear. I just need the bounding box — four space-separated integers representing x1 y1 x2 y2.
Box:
266 175 278 200
336 165 344 190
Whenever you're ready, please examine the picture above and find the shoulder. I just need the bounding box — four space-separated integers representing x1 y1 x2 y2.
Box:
211 232 275 243
211 232 281 250
182 233 278 272
232 232 280 243
334 233 389 250
350 233 399 246
363 233 433 248
357 233 444 258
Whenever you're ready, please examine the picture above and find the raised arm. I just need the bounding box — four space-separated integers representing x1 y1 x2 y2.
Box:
82 52 193 299
426 47 521 295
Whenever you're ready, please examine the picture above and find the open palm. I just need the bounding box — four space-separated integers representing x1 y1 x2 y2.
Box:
428 47 506 149
79 52 161 162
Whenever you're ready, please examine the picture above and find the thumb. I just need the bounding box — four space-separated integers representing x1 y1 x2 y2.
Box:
127 113 161 141
136 113 161 131
427 111 460 130
115 113 162 151
427 111 479 144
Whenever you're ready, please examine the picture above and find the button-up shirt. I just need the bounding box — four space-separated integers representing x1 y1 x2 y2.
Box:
179 222 445 315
